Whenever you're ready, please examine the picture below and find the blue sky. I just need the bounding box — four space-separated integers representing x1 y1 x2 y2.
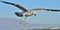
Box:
0 0 60 24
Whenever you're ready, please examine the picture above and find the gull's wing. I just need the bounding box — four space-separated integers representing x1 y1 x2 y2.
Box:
32 8 60 12
1 1 28 12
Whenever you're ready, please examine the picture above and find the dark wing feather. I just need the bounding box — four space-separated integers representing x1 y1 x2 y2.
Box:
1 1 28 12
32 8 60 12
44 9 60 12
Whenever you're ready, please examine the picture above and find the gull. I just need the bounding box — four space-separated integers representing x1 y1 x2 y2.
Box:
1 1 60 19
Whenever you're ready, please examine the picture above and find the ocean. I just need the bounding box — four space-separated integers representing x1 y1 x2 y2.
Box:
0 18 60 30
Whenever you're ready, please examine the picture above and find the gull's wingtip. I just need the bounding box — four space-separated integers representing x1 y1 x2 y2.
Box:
0 1 7 3
0 1 4 2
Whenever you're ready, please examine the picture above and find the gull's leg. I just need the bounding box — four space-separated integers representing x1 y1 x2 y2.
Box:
23 13 28 19
23 13 25 20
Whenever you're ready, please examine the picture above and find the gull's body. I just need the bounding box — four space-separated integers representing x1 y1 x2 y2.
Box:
1 1 60 19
